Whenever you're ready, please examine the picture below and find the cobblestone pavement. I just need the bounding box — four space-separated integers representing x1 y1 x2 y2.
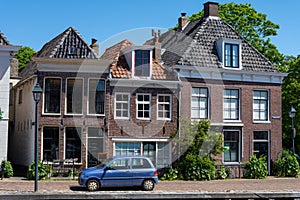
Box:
0 176 300 193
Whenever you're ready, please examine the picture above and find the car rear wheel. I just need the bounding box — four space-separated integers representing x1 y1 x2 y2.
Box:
87 179 100 191
142 179 155 191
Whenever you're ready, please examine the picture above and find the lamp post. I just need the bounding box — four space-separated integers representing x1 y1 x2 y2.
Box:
32 83 42 192
289 106 297 155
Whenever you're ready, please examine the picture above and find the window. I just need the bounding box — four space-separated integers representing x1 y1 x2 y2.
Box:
157 142 171 168
157 94 171 120
87 127 104 167
136 94 151 120
65 127 81 162
253 90 269 121
66 78 83 114
223 89 239 120
191 87 208 120
223 130 240 163
115 93 130 119
88 79 105 115
135 50 150 76
44 78 61 113
225 43 239 68
43 127 59 162
18 89 22 104
115 142 141 156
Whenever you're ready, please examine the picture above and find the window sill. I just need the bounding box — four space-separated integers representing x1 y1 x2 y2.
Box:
42 112 61 116
253 120 271 124
87 114 105 117
223 162 241 165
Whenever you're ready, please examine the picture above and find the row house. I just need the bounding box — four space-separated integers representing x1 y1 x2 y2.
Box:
0 32 20 163
145 2 288 175
9 1 287 177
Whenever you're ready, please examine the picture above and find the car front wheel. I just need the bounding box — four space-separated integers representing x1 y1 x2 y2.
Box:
142 179 155 191
86 179 100 191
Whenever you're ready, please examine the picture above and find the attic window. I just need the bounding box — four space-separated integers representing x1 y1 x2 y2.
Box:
68 46 78 55
135 50 150 77
216 39 242 70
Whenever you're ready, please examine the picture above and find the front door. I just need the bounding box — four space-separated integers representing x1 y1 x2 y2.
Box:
143 142 156 165
253 131 269 174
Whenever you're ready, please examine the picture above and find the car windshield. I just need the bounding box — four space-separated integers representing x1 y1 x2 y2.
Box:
95 158 113 169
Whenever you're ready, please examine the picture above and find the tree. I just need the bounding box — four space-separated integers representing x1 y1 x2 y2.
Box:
14 46 35 72
188 3 283 67
281 55 300 153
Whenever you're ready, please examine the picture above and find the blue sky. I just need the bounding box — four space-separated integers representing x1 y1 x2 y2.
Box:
1 0 299 56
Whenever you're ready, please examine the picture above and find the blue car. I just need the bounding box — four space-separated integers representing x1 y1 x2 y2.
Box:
78 156 158 191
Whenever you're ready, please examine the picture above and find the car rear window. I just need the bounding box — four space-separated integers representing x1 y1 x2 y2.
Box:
132 158 152 169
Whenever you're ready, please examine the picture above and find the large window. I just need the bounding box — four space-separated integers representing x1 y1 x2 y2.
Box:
223 89 239 120
223 130 240 163
225 43 239 68
42 127 59 162
253 90 269 121
136 94 151 120
115 93 130 119
44 78 61 113
65 127 81 162
88 79 105 115
135 50 150 77
191 87 208 120
157 94 171 120
66 78 83 114
115 142 141 156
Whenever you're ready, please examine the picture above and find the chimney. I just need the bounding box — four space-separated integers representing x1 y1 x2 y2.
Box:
152 29 161 61
90 38 99 56
178 12 189 31
10 57 18 77
204 2 219 18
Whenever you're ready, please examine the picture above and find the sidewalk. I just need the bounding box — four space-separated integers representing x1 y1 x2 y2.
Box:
0 176 300 199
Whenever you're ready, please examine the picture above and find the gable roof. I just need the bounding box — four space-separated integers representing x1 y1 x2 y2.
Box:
0 32 11 45
105 39 177 80
147 17 278 73
34 27 97 59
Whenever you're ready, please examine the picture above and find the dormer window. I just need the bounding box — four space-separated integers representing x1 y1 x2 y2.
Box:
225 43 239 68
135 50 150 76
216 39 242 70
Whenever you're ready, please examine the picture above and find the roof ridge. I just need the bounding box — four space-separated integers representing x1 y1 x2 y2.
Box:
0 32 11 45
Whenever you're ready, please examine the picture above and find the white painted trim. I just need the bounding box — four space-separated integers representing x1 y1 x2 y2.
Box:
65 77 84 115
111 137 170 142
136 93 151 120
157 94 172 121
109 78 179 89
175 65 288 84
114 92 130 119
42 77 62 115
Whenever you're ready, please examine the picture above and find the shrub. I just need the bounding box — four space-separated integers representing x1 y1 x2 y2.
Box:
243 155 268 179
178 154 216 181
1 160 13 178
273 153 299 177
160 167 179 181
27 161 52 180
215 165 229 179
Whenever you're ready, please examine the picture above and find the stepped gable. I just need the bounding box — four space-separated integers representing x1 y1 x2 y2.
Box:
148 14 278 73
34 27 97 59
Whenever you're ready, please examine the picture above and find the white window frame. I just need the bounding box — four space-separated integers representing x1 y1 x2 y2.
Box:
43 77 62 115
191 87 209 120
114 93 130 119
41 126 60 163
136 93 151 120
157 94 172 121
87 78 105 116
253 90 269 123
216 39 242 70
65 77 84 115
132 49 153 79
64 127 82 163
223 89 240 121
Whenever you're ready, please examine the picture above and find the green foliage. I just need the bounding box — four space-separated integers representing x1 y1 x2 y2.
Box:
273 152 300 177
188 3 283 67
159 167 179 181
243 155 268 179
178 154 216 181
14 46 35 72
27 161 52 180
215 165 229 179
1 160 13 178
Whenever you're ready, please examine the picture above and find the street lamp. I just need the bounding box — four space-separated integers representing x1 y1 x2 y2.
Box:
289 106 297 155
32 82 42 192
